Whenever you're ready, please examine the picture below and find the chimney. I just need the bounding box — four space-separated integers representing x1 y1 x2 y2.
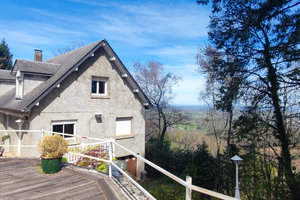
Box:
34 49 42 62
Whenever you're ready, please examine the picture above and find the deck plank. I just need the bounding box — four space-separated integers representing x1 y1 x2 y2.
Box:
0 158 122 200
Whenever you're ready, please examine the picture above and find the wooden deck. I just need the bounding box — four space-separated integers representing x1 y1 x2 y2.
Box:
0 158 127 200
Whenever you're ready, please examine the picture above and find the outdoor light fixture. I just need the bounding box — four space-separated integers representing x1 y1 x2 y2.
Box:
95 112 102 119
231 155 243 200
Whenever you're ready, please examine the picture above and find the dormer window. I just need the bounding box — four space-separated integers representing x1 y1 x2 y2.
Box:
15 70 23 99
91 77 108 96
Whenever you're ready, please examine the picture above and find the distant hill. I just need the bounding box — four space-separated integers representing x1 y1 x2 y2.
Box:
171 104 208 113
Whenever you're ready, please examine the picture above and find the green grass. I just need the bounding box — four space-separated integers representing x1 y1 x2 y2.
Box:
141 177 210 199
141 178 185 200
173 121 200 131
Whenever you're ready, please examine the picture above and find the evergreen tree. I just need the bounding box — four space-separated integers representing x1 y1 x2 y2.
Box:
198 0 300 199
0 38 13 70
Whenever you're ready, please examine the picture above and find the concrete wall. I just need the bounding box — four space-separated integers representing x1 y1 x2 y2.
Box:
23 74 48 96
25 48 145 160
0 48 146 177
0 81 14 96
0 113 22 155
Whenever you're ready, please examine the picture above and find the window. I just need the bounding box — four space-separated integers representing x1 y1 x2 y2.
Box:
116 117 132 137
51 121 76 139
91 77 107 95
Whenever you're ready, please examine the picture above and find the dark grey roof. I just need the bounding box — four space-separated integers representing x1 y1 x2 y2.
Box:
13 59 60 75
0 69 15 81
0 39 152 115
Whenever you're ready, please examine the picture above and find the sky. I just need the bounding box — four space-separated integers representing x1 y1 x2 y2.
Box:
0 0 211 105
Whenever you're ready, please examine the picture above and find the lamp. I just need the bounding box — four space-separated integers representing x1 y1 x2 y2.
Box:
95 112 102 119
231 155 243 199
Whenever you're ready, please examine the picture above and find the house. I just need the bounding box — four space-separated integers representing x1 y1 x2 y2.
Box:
0 39 151 177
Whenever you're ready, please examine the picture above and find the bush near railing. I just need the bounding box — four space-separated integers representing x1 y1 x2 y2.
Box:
69 145 112 173
38 135 68 158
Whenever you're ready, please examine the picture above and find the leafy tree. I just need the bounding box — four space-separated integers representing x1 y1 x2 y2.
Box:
134 61 184 144
198 0 300 198
0 38 13 70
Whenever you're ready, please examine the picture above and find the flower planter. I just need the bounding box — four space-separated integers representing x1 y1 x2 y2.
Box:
41 157 62 174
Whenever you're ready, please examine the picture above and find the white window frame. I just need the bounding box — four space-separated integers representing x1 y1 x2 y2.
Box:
115 117 133 138
51 120 76 140
91 77 108 96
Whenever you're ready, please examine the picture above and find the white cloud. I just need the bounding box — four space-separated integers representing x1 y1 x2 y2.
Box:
0 0 211 105
83 1 209 47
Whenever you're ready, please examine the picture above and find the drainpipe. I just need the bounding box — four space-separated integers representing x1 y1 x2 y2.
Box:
15 119 24 156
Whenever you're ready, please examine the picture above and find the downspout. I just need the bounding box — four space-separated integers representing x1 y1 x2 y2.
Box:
15 119 24 156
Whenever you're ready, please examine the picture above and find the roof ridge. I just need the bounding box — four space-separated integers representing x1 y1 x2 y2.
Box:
45 40 103 63
16 59 61 66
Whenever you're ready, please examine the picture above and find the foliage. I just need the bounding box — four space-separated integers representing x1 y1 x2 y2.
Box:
1 134 10 143
145 138 219 188
0 38 13 70
96 162 107 173
185 142 216 190
145 137 173 178
197 0 300 198
240 153 290 200
144 137 236 198
141 178 186 200
37 135 68 158
70 145 114 173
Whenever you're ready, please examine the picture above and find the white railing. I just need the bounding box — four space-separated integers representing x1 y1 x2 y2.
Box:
66 141 110 163
0 129 237 200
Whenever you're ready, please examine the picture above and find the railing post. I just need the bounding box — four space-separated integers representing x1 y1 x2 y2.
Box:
41 129 44 139
108 139 113 178
111 138 115 158
186 176 192 200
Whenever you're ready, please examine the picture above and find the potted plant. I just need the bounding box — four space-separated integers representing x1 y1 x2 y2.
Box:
1 135 10 156
37 135 68 174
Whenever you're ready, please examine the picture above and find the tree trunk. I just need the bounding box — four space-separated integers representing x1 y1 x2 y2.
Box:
227 107 233 151
160 112 167 144
266 54 299 199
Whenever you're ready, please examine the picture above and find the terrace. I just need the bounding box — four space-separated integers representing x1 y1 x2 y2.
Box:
0 130 238 200
0 158 125 200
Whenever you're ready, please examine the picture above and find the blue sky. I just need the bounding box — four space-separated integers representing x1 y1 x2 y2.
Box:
0 0 211 105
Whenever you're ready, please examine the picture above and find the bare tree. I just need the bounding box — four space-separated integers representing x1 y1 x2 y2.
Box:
53 41 85 56
197 45 225 156
134 61 185 143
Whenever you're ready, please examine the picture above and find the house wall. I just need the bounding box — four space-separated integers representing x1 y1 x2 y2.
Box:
0 81 14 96
23 74 48 96
24 49 145 175
0 113 23 155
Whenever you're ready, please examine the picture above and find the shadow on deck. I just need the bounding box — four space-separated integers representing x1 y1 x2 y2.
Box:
0 158 128 200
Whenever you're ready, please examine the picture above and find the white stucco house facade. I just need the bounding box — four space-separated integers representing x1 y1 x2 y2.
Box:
0 39 152 177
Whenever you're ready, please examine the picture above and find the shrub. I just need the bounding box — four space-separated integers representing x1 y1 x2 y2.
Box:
1 135 10 143
74 145 110 171
62 157 68 162
37 135 68 158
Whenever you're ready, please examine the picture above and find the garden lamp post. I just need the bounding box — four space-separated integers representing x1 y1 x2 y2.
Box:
231 155 243 200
